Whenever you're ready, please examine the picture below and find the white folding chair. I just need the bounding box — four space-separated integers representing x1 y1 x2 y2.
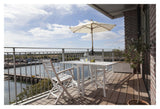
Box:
89 56 105 82
42 60 77 104
88 56 111 97
89 56 104 62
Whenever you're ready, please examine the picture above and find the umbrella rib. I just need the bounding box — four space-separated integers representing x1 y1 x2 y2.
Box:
93 23 114 31
95 23 110 31
92 25 100 29
72 25 91 33
71 22 115 33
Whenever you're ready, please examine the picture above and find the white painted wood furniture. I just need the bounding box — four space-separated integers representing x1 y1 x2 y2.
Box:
42 60 77 104
89 56 104 62
112 62 133 73
61 61 118 97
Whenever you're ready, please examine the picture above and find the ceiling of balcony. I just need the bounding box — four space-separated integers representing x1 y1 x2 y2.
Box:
89 4 137 19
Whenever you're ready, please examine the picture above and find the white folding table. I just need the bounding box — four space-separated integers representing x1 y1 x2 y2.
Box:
61 61 118 97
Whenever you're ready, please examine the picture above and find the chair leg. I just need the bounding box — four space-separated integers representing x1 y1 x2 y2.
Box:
46 92 51 98
54 90 64 104
102 66 106 97
89 65 94 83
61 85 73 99
77 66 80 95
62 93 64 98
71 80 75 87
95 67 98 89
46 87 54 98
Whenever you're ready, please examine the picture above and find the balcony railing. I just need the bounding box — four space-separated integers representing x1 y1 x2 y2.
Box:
4 47 124 105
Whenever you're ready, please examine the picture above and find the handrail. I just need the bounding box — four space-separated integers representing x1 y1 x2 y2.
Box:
4 47 89 49
4 47 124 104
4 47 122 50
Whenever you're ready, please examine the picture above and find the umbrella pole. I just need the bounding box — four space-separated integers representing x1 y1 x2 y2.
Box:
91 33 94 55
91 24 94 55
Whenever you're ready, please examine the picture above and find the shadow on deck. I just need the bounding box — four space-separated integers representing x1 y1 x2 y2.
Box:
25 72 150 105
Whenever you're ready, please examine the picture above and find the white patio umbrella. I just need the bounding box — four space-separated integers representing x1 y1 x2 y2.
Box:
70 20 116 55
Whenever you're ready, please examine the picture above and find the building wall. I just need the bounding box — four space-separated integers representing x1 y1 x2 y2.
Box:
149 4 156 105
124 10 138 48
124 5 156 105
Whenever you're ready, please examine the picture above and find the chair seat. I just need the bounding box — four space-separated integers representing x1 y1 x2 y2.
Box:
42 59 76 104
96 68 108 72
96 65 112 72
52 74 72 82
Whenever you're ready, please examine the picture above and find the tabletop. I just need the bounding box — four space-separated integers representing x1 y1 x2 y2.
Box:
60 61 118 66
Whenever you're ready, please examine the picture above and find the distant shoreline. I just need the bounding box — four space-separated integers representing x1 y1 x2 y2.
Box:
4 62 42 69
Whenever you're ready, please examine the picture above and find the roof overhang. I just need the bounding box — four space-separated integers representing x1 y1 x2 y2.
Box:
89 4 137 19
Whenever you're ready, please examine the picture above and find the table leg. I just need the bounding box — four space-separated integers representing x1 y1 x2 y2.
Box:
95 66 98 89
77 65 80 95
89 65 94 83
103 66 106 97
81 65 84 96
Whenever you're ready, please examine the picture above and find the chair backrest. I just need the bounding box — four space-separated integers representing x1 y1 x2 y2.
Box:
42 60 58 87
42 60 69 87
89 56 104 62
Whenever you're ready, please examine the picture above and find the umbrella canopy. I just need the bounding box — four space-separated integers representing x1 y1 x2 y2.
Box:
70 20 116 55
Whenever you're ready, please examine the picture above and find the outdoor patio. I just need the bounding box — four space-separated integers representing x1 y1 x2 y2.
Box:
3 3 156 105
26 71 149 105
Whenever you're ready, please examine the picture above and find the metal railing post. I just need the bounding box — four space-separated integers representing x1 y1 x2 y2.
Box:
7 53 11 104
13 48 17 104
62 48 65 69
102 49 104 61
87 49 89 58
19 52 22 95
112 50 114 62
62 48 65 62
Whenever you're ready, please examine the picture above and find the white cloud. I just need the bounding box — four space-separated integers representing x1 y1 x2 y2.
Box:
118 29 124 36
4 4 52 28
75 4 89 10
4 30 55 47
29 24 73 39
4 4 89 20
77 19 90 26
52 4 73 15
45 4 89 15
81 31 121 40
4 4 50 19
4 31 34 47
4 23 74 47
103 36 125 49
4 4 90 29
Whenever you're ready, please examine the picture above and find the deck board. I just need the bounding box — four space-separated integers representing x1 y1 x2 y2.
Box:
107 73 122 105
139 76 150 103
101 72 118 105
133 74 139 100
111 73 125 104
116 73 131 104
26 72 150 105
125 73 134 103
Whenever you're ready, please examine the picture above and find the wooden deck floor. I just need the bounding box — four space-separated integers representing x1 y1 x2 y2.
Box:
26 71 150 105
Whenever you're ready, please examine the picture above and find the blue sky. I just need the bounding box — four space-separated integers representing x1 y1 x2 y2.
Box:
4 4 124 50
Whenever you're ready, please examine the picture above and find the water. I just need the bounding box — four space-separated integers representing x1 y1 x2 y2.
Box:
4 62 111 104
4 63 91 104
4 80 30 105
